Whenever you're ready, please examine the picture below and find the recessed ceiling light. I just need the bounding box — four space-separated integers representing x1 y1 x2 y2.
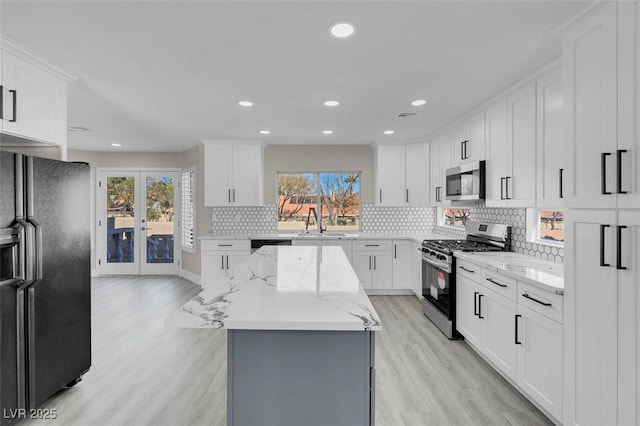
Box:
238 100 253 107
324 100 340 107
384 130 395 135
111 143 122 147
322 130 333 135
411 99 427 106
259 130 270 135
329 21 355 38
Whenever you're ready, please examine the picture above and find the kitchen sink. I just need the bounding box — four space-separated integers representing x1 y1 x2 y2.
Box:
296 232 347 237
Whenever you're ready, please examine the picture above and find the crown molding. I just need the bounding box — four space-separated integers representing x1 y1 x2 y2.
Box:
0 34 81 82
549 1 610 36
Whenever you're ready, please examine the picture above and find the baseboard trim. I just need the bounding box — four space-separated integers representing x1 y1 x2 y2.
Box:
91 269 98 277
365 289 414 296
180 269 201 286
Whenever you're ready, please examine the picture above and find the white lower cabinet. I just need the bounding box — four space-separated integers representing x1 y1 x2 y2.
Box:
352 240 393 290
391 240 412 290
456 259 563 422
200 240 250 289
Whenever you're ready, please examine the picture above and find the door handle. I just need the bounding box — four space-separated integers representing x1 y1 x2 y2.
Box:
394 244 397 259
617 150 627 194
514 314 522 345
406 188 409 203
226 255 229 270
9 89 17 122
0 85 3 119
221 255 225 270
233 189 236 202
559 168 564 199
505 176 511 200
522 293 552 307
141 227 146 231
460 141 464 160
369 255 372 270
228 189 231 203
460 266 475 273
601 152 612 195
373 255 376 270
500 177 505 200
473 291 479 316
478 294 484 319
600 224 610 267
617 225 627 270
379 189 382 203
486 277 507 288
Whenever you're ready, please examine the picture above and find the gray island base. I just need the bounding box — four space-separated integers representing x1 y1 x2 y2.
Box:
228 329 375 426
168 246 381 426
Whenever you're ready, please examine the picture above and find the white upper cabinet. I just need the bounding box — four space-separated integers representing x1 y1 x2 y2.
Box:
450 112 486 167
536 65 565 208
405 142 430 206
1 49 67 146
375 142 430 206
203 141 264 207
374 144 406 206
563 2 640 209
429 131 452 206
486 83 536 207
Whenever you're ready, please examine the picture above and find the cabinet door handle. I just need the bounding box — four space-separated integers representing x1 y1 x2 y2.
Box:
473 291 479 316
226 254 229 270
460 141 464 160
617 225 627 270
0 85 3 119
365 244 380 247
500 177 505 200
600 224 610 267
394 244 397 259
217 244 233 247
617 150 627 194
406 188 409 203
373 255 377 270
460 266 475 273
221 255 225 270
522 293 552 307
233 189 236 202
228 189 231 203
514 314 522 345
465 140 468 159
9 89 17 122
369 255 372 270
559 168 564 199
379 189 382 203
505 176 511 200
486 277 507 288
478 294 484 319
601 152 612 195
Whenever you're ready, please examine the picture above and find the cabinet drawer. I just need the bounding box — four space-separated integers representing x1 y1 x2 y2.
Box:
202 239 250 251
352 240 392 251
482 270 517 301
518 281 563 324
456 260 483 282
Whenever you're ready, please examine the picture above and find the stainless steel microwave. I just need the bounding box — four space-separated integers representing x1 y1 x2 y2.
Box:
445 161 485 201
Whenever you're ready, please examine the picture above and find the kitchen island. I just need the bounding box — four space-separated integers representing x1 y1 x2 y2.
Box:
170 245 381 426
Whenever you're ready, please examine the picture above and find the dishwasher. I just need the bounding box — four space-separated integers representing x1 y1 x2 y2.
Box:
250 239 292 254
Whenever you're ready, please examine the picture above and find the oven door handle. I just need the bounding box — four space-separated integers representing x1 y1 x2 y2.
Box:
421 254 451 273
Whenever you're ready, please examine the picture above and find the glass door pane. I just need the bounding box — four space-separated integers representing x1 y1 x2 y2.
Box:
141 172 179 274
106 176 136 264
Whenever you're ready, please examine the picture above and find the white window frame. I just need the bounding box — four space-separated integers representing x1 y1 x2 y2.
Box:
437 207 471 230
526 208 564 247
181 167 196 253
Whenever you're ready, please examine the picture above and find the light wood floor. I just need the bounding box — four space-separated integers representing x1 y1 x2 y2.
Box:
20 276 552 426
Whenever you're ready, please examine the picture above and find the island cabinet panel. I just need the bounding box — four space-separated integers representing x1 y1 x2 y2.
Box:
227 330 375 426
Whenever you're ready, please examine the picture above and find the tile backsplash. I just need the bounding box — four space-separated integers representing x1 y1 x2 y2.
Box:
210 204 564 262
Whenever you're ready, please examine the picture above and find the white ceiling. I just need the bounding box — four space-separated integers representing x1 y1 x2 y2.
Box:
0 1 585 152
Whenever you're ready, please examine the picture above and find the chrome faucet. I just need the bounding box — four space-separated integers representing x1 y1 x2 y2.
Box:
305 207 325 233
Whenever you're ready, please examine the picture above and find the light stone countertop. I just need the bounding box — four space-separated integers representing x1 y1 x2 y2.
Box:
168 246 382 331
198 232 457 244
454 251 564 295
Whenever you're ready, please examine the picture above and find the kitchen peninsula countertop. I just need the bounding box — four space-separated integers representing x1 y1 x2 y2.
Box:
169 245 382 331
454 251 564 294
198 231 457 244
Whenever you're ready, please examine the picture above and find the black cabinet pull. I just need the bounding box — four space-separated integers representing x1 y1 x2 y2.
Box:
379 189 382 203
617 150 627 194
9 89 17 122
406 188 409 203
228 189 231 203
221 255 225 270
486 277 507 288
473 291 479 316
0 85 3 119
600 224 610 267
460 266 475 273
463 140 469 160
617 225 627 270
601 152 612 194
233 189 236 202
559 168 564 199
515 314 522 345
505 176 511 200
460 141 465 160
522 293 552 307
369 255 372 270
478 294 484 319
217 244 233 247
500 177 505 200
226 255 229 270
394 244 397 259
365 244 380 247
373 255 377 270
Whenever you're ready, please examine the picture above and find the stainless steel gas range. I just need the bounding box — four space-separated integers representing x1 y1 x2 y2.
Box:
420 221 511 339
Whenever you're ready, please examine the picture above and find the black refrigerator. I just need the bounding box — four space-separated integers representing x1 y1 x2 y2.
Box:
0 151 91 424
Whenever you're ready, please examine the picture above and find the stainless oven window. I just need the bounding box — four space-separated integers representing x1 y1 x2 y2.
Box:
422 258 452 319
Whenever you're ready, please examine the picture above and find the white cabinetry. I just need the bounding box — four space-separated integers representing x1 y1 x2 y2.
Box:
0 48 68 147
536 65 565 207
450 112 485 167
456 259 563 423
429 132 451 206
391 240 412 291
486 83 537 207
203 141 263 206
563 3 640 425
485 99 509 204
201 239 250 289
352 240 393 290
374 143 430 206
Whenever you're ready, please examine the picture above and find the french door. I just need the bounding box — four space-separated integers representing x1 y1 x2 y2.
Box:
96 169 180 275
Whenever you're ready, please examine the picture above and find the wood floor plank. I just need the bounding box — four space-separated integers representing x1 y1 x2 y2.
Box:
17 277 552 426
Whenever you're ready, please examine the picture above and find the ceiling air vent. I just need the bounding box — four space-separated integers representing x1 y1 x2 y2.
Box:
395 112 418 119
